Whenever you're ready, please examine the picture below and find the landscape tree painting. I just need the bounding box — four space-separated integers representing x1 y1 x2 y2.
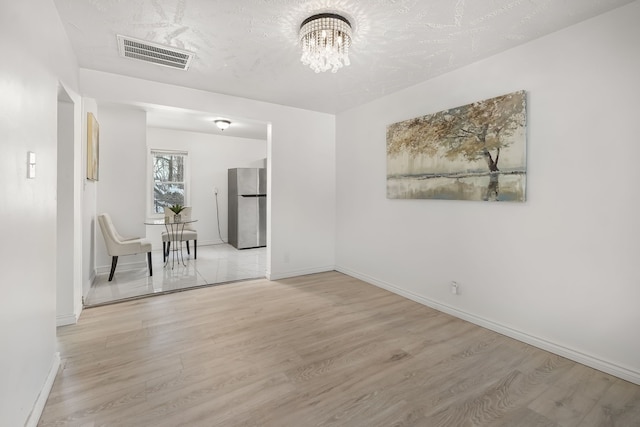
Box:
387 90 527 202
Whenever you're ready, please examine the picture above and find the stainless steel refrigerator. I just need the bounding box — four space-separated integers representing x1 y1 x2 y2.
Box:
228 168 267 249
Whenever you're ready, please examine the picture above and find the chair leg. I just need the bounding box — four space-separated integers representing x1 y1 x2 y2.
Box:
186 241 190 255
108 256 118 281
162 242 166 262
194 240 197 259
147 252 153 276
166 241 171 258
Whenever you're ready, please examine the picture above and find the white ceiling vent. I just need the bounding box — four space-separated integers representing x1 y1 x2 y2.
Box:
117 35 194 70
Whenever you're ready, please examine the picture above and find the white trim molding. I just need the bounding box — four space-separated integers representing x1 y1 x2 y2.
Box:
95 260 148 275
56 313 78 327
25 352 60 427
337 266 640 386
267 265 335 281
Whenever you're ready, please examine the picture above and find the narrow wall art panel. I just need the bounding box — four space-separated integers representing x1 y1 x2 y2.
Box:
87 112 99 181
386 90 527 202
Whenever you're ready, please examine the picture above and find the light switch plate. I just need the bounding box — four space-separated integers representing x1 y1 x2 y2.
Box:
27 151 36 179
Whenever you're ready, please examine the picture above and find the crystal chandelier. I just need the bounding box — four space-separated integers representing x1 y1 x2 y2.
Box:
299 13 352 73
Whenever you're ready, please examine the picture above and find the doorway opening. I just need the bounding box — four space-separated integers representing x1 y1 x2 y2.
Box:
85 104 270 306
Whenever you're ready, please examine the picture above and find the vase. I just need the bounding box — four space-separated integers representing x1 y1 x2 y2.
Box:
174 214 181 223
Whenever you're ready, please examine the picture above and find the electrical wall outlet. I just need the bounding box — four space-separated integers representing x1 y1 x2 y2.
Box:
450 281 459 295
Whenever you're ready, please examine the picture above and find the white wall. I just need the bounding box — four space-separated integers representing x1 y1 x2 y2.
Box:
80 70 336 280
56 86 84 327
0 0 80 424
95 106 149 270
146 127 267 249
336 2 640 384
82 99 99 295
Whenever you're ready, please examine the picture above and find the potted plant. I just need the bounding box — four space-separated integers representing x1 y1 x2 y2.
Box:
169 204 184 222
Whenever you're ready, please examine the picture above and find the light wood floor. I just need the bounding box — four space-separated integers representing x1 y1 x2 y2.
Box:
40 272 640 426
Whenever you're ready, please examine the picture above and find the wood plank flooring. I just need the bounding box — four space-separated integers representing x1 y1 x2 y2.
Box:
39 272 640 426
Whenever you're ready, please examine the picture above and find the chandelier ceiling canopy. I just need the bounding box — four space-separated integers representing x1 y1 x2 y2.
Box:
299 13 352 74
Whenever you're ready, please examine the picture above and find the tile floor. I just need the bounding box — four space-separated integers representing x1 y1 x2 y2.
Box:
85 243 267 306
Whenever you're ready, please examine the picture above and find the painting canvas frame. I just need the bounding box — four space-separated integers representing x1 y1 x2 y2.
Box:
386 90 527 202
87 112 99 181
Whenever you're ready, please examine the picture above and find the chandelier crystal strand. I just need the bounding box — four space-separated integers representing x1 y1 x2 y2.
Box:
300 13 352 73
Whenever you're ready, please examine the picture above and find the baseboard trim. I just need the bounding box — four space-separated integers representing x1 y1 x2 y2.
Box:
96 260 147 275
56 312 78 327
336 266 640 386
96 242 237 274
25 352 60 427
268 265 335 281
198 239 227 246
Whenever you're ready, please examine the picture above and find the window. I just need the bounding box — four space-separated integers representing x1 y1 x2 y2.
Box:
150 150 188 215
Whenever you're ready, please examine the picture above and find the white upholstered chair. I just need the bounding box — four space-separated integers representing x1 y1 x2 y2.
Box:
98 213 153 281
162 206 198 261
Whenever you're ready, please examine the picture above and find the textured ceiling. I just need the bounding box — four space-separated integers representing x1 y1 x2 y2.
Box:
53 0 633 136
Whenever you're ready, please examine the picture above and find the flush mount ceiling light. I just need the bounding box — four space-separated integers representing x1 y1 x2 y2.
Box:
299 13 352 73
214 120 231 130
